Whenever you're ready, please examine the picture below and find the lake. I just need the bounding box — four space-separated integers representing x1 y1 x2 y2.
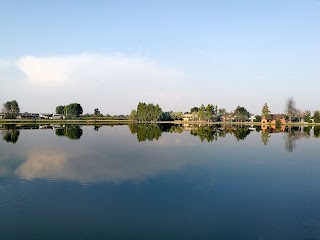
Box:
0 124 320 239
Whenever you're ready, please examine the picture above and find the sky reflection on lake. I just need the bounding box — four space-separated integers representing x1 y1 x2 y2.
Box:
0 124 320 239
0 124 319 183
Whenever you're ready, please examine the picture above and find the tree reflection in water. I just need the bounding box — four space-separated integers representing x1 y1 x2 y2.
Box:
190 126 251 142
284 126 312 152
128 124 320 153
128 124 163 142
314 126 320 138
129 124 252 143
261 131 271 145
1 125 20 144
55 125 83 140
1 124 319 151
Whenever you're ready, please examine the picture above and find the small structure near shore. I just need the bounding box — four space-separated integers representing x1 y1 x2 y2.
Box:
261 114 286 125
182 113 197 121
15 113 65 120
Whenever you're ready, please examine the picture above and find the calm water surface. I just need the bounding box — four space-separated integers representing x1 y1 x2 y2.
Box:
0 124 320 240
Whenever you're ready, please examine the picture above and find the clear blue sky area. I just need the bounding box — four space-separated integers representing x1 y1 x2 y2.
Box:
0 0 319 114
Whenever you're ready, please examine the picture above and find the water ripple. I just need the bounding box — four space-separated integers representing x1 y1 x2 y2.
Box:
0 178 28 213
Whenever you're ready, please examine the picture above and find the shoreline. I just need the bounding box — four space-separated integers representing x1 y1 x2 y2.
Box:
0 119 319 126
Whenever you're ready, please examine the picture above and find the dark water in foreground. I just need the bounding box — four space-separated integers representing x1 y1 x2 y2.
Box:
1 124 320 240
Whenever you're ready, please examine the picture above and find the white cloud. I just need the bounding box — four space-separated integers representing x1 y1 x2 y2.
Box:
16 56 69 87
12 53 193 113
16 53 189 88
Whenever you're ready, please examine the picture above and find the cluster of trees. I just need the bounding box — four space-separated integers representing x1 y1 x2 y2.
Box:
284 98 320 123
260 99 320 124
2 100 20 119
233 106 250 122
188 104 250 122
189 104 220 121
129 102 163 121
56 103 83 118
161 111 184 121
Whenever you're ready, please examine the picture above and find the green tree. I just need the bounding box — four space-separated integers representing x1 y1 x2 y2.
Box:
261 103 270 118
94 108 101 116
234 106 250 122
133 102 163 121
56 105 65 114
254 115 261 122
275 119 282 129
304 110 312 123
129 110 137 120
218 108 228 122
190 107 199 113
172 112 183 120
161 112 173 121
2 100 20 119
314 111 320 123
198 110 211 121
65 103 83 118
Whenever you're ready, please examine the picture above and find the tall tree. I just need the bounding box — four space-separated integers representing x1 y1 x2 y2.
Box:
303 110 312 123
2 100 20 119
65 103 83 118
132 102 163 121
261 103 270 118
56 105 65 114
129 110 137 120
198 110 211 121
234 106 250 122
285 97 297 123
314 111 320 123
218 108 228 122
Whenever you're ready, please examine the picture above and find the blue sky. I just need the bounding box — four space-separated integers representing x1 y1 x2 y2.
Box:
0 0 319 114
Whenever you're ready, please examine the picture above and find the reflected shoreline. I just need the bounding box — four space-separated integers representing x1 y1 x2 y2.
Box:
1 123 319 152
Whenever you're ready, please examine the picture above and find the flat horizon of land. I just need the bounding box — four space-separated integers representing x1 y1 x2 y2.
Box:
1 118 320 126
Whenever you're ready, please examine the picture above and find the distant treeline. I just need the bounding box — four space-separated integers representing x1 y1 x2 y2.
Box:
2 98 320 123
